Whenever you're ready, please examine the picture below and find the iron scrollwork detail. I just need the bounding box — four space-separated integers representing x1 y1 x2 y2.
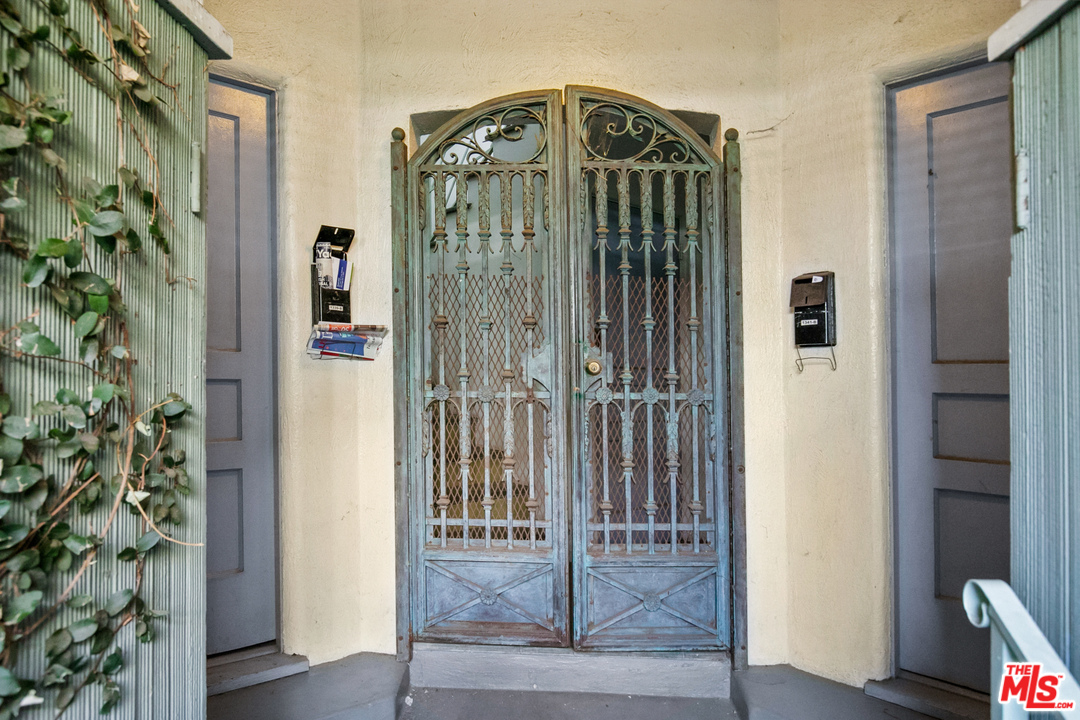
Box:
436 105 547 165
579 101 699 164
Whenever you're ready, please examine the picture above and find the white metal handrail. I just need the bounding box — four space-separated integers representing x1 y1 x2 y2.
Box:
964 579 1080 719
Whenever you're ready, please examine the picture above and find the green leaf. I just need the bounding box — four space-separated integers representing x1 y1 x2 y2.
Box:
79 433 99 454
146 473 166 489
67 271 110 295
78 338 98 364
55 388 80 405
94 232 116 254
56 685 75 709
21 254 49 287
6 590 42 624
71 198 94 224
117 166 137 188
68 617 97 642
0 195 25 212
102 649 122 674
0 464 39 493
133 86 157 104
0 437 20 466
87 293 109 314
0 666 20 697
45 628 72 657
18 331 61 356
0 523 28 549
62 534 91 554
0 14 22 37
32 400 60 415
73 311 99 338
162 401 188 418
92 383 114 404
47 0 68 15
0 125 27 150
41 147 66 171
32 24 48 41
90 625 113 654
135 531 160 554
7 548 38 572
60 404 85 429
6 47 29 71
0 500 11 520
110 345 129 359
124 227 142 252
95 184 119 208
87 210 123 237
99 677 120 712
63 236 83 268
67 594 92 609
55 547 72 571
116 547 137 562
1 417 36 440
36 237 68 257
32 122 53 143
104 589 132 617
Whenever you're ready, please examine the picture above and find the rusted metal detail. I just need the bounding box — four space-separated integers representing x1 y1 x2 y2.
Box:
723 128 748 670
391 128 413 660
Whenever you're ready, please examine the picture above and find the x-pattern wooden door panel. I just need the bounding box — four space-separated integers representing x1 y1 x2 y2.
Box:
404 87 730 650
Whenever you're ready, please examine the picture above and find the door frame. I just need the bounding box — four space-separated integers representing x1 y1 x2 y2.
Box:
390 88 746 664
205 71 282 654
884 53 1001 680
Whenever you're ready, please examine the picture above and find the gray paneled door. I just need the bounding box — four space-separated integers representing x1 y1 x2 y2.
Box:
405 87 730 651
891 63 1011 692
205 79 278 655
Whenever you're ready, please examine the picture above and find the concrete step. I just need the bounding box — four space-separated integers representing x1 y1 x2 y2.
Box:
207 652 408 720
864 674 990 720
733 665 938 720
409 642 730 699
208 647 309 696
400 686 739 720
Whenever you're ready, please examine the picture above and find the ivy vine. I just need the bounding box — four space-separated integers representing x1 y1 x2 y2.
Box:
0 0 196 715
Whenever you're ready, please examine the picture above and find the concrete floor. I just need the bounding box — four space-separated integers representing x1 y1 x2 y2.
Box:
399 687 740 720
207 653 941 720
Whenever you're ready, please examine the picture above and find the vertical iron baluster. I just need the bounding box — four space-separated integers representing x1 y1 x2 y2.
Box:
617 169 634 554
433 172 450 547
500 171 516 549
640 170 657 554
663 170 680 554
523 170 539 549
686 171 703 553
595 169 613 554
478 173 494 548
456 172 472 548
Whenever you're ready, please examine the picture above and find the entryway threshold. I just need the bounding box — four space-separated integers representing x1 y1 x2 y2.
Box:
864 671 990 720
408 642 731 699
207 642 309 696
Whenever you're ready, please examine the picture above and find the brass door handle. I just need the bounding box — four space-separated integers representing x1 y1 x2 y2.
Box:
585 359 602 376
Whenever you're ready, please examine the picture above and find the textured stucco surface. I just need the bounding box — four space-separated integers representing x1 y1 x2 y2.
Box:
201 0 1015 685
776 0 1016 685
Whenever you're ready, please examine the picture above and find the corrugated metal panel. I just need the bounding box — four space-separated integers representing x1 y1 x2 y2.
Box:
1010 3 1080 678
0 0 206 715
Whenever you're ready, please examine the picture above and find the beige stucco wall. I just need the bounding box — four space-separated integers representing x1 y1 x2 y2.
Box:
202 0 1014 683
776 0 1016 684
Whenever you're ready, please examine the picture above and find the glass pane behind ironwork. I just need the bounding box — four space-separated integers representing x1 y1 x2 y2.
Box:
584 170 714 554
423 171 553 550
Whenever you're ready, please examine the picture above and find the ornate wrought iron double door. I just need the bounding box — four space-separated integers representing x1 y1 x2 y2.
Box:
404 87 731 651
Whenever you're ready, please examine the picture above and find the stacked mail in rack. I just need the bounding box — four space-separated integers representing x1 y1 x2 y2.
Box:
306 322 387 361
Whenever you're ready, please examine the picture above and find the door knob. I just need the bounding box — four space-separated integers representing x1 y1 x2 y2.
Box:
585 359 602 376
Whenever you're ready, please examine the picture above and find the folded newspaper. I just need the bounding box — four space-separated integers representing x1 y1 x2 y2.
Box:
306 322 387 361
